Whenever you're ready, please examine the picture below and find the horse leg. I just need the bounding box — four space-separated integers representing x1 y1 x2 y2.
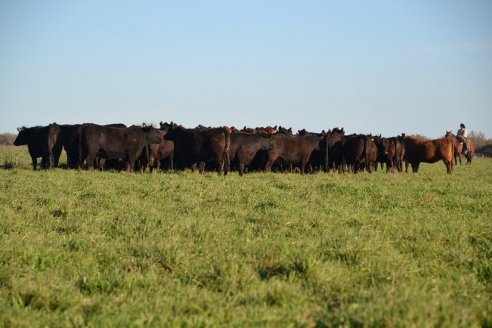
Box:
444 158 453 174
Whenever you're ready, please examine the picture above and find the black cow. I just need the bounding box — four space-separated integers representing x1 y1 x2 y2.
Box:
265 135 321 174
164 126 230 175
230 133 272 176
296 129 326 172
241 126 256 134
342 134 375 173
325 128 345 172
52 123 129 170
14 123 60 170
54 124 82 168
374 136 389 171
389 135 406 172
277 126 293 135
147 129 174 172
80 124 161 172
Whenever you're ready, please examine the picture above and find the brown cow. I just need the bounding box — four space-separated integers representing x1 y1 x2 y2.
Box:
265 134 321 174
404 136 454 174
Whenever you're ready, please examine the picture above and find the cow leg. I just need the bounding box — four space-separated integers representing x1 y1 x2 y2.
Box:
98 158 106 171
199 161 206 174
411 162 420 173
41 157 48 170
31 157 37 170
86 153 96 171
239 163 245 176
265 159 274 173
218 158 224 175
48 151 54 169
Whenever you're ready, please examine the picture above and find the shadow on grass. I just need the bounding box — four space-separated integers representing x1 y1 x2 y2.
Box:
1 160 16 170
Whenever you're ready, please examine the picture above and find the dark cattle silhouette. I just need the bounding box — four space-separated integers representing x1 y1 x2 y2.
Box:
378 135 405 173
14 123 60 170
55 124 82 168
164 126 230 175
404 136 455 174
147 129 174 172
342 134 374 173
277 126 293 135
230 133 272 176
325 128 345 172
80 124 161 172
265 134 321 174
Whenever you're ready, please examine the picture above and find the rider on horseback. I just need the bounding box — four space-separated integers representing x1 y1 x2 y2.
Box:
457 123 470 154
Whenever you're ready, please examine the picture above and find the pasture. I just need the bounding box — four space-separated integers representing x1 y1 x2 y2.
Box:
0 146 491 326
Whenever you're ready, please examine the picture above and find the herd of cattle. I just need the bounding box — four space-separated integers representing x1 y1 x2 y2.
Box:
13 122 476 175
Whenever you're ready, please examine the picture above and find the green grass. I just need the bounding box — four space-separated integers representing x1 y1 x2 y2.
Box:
1 146 491 327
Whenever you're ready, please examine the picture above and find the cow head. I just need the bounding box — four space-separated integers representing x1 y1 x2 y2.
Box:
265 126 277 134
241 126 255 133
160 121 179 130
379 138 390 155
14 126 29 146
148 128 163 144
224 126 235 134
278 126 292 135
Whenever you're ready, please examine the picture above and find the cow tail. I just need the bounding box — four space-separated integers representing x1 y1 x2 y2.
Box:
364 136 370 172
324 135 329 172
78 125 83 169
224 128 231 174
48 124 56 168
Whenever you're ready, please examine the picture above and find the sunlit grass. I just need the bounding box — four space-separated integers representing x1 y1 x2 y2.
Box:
1 146 491 326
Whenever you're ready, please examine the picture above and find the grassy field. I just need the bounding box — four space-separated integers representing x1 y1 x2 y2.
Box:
0 146 491 327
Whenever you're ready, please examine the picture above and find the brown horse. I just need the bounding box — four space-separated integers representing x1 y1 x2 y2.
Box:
445 131 464 165
444 131 475 165
403 136 455 174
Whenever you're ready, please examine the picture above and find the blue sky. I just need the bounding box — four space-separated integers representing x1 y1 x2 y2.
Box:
1 0 491 137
